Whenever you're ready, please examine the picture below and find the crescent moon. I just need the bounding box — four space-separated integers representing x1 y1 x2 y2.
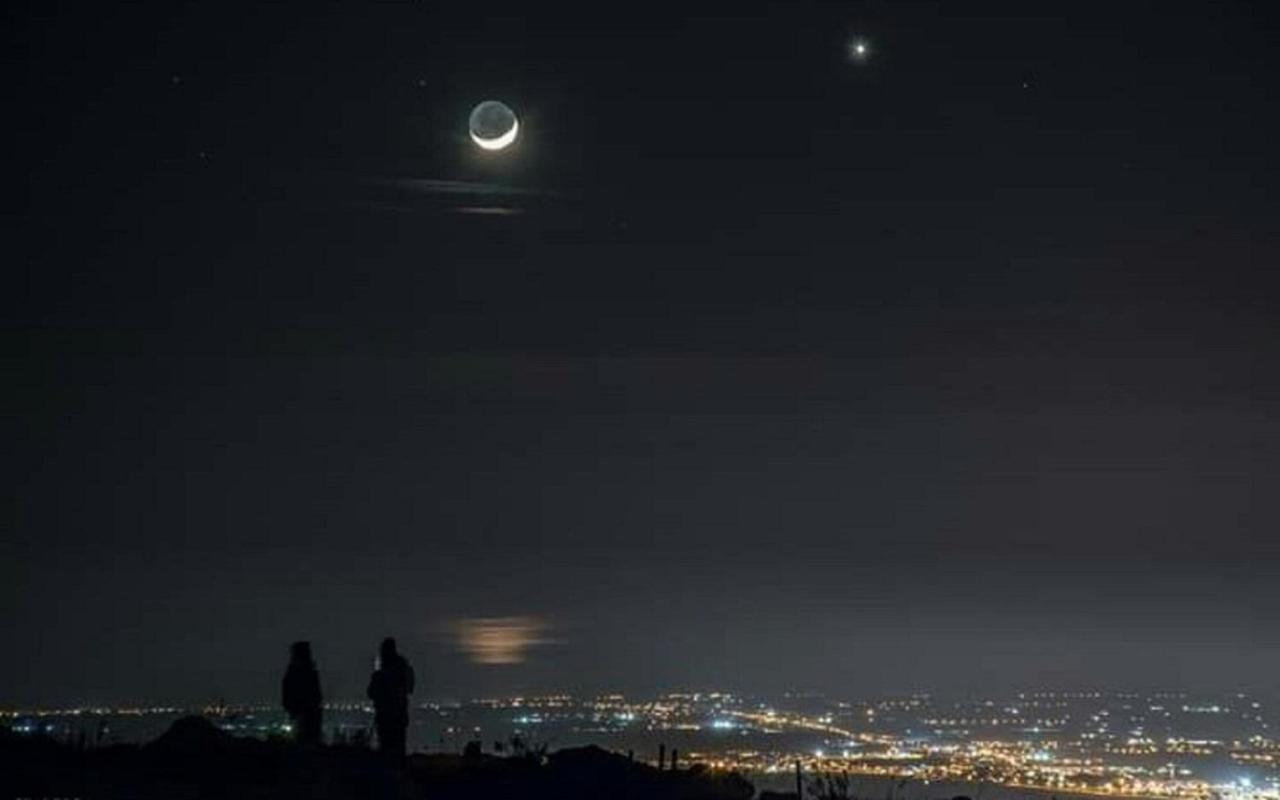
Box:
471 117 519 151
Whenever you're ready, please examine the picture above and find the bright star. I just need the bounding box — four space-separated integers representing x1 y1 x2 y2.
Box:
850 39 870 61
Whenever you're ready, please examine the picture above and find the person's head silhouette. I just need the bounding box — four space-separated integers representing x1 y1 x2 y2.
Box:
290 641 313 663
380 637 397 661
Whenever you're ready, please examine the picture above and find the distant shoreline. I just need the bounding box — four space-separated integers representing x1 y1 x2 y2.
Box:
744 770 1191 800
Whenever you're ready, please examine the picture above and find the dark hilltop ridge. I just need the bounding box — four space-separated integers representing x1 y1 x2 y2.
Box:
1 715 758 800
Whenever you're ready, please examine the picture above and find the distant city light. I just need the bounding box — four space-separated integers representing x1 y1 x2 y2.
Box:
7 690 1279 800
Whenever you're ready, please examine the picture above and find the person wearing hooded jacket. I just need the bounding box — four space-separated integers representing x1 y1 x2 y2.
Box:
281 640 323 746
366 636 415 760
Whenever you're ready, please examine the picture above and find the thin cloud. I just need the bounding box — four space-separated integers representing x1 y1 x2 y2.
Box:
380 178 546 197
455 616 554 665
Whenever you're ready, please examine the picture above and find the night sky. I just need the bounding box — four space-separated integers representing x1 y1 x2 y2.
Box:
5 1 1279 706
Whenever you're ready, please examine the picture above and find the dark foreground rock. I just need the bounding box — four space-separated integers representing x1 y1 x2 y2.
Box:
1 717 756 800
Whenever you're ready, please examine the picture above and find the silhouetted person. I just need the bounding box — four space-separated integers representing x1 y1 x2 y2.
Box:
281 641 323 746
366 637 415 761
